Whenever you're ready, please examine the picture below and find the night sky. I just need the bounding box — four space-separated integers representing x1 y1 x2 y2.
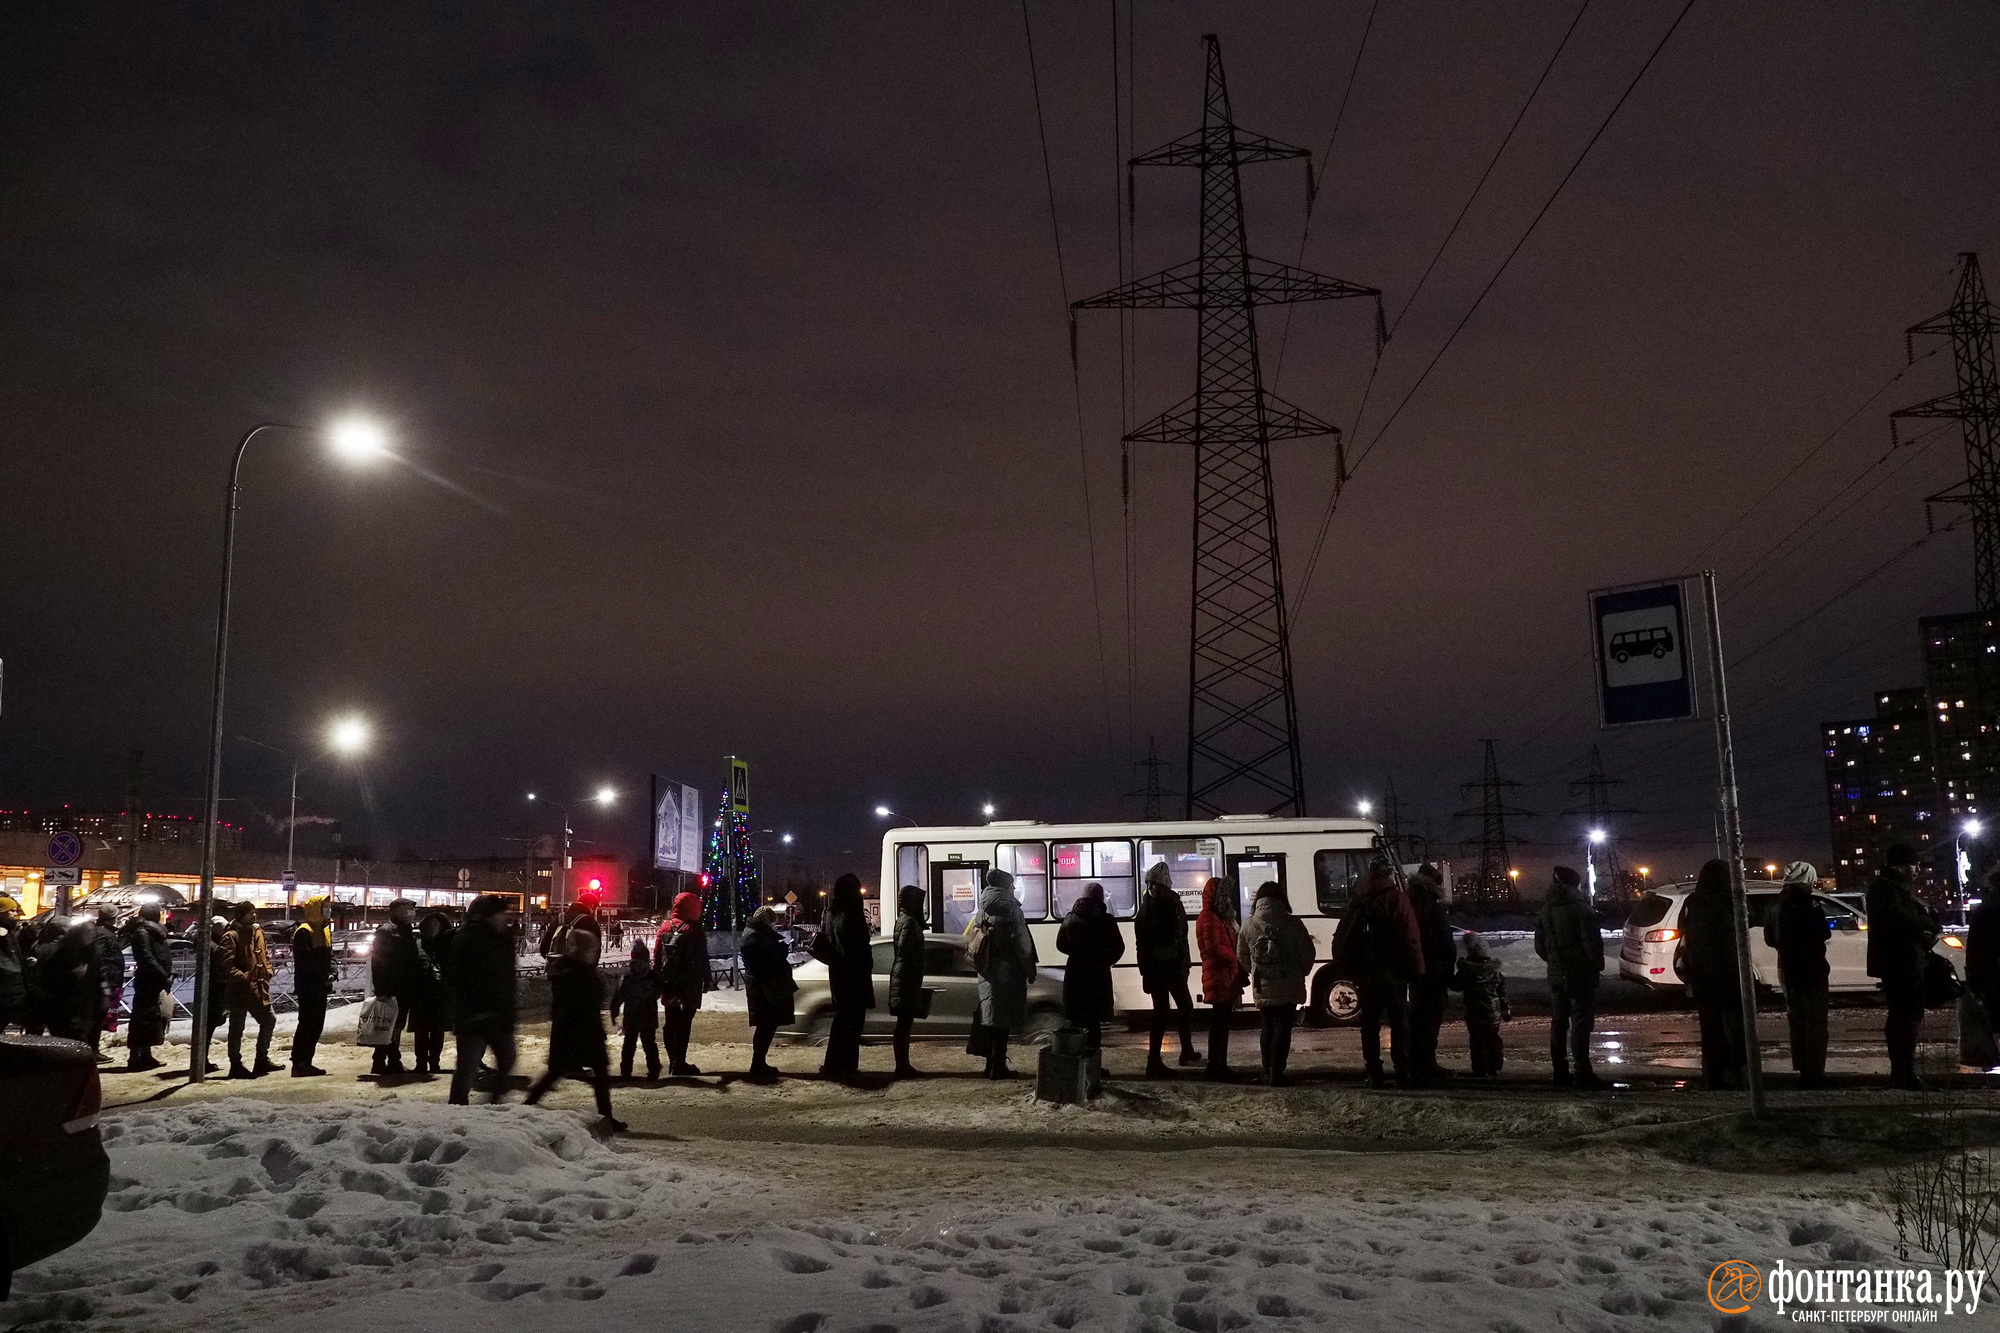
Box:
4 2 1997 884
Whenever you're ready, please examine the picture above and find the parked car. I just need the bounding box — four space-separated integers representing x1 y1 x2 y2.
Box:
783 933 1066 1044
0 1035 109 1299
1619 880 1966 993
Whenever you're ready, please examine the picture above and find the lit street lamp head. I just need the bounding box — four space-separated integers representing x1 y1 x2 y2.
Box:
982 803 996 818
874 806 892 818
1357 800 1372 817
1588 828 1607 845
594 786 617 807
1967 820 1984 838
327 415 391 464
326 714 370 756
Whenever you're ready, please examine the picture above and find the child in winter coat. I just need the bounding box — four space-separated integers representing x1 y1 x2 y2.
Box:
609 940 661 1080
1451 932 1510 1077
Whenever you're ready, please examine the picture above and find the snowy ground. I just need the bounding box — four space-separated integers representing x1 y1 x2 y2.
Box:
7 1097 1922 1333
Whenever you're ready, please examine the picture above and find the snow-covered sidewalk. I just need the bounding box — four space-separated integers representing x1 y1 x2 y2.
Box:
8 1098 1913 1332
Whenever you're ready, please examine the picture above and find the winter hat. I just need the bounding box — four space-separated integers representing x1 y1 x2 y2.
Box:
1782 861 1820 887
1415 863 1444 887
1463 931 1489 960
1144 862 1174 891
1551 866 1581 888
1253 880 1288 908
984 868 1014 891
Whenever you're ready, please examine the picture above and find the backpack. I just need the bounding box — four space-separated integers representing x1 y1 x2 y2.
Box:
966 919 996 978
1340 898 1378 974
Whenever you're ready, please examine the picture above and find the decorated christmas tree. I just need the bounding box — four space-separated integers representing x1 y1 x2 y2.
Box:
700 786 759 930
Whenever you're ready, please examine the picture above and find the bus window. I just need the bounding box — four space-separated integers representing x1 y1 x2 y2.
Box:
997 842 1050 919
1140 838 1222 914
1053 840 1136 917
1314 850 1369 915
896 844 929 901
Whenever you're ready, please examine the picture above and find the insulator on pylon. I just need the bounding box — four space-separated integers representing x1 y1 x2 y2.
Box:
1068 312 1079 369
1890 418 1901 449
1121 444 1131 503
1907 332 1915 365
1305 161 1316 213
1374 298 1388 356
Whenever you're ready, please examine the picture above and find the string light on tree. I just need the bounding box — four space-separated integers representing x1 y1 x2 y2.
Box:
700 787 758 930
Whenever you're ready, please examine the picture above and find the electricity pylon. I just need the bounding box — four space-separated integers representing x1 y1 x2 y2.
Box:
1073 34 1381 817
1455 740 1532 908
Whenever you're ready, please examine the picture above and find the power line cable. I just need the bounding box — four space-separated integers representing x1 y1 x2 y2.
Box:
1292 0 1699 614
1021 0 1118 760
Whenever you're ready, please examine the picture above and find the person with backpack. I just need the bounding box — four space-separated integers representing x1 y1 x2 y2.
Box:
1134 863 1200 1077
816 873 875 1081
1765 860 1832 1089
609 939 661 1081
969 869 1038 1079
739 906 796 1082
1237 881 1315 1086
1194 876 1245 1080
1330 860 1424 1088
1405 864 1456 1086
653 891 710 1077
1450 931 1510 1077
887 885 929 1078
1056 881 1124 1054
1535 865 1607 1090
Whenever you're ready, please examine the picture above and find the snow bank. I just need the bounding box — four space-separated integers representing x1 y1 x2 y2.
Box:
10 1099 1910 1332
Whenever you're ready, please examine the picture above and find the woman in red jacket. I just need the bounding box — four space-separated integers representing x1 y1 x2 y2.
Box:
1195 877 1244 1080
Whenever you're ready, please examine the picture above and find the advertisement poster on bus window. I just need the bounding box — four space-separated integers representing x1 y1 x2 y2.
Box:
653 783 703 874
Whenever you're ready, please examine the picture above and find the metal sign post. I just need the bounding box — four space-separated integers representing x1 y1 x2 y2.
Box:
1701 568 1766 1119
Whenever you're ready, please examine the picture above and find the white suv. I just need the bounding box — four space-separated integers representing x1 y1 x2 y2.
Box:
1619 881 1881 992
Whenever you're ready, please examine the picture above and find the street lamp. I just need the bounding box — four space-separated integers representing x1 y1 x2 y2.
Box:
239 714 372 905
191 414 396 1084
1357 800 1373 818
528 786 618 912
1957 820 1985 911
982 803 997 819
874 805 918 828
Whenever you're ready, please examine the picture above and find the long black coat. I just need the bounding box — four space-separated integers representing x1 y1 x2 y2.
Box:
544 954 609 1071
887 908 927 1018
1968 896 2000 1004
1408 881 1456 992
1865 868 1936 990
1678 881 1740 998
371 921 423 1000
1133 885 1190 994
126 920 173 1044
447 916 517 1035
1765 885 1830 990
739 923 796 1027
1056 898 1124 1025
822 903 876 1010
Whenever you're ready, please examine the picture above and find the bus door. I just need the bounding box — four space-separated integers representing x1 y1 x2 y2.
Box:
931 861 986 937
1229 852 1287 920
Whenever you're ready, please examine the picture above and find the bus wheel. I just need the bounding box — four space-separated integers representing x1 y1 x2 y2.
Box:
1307 971 1360 1027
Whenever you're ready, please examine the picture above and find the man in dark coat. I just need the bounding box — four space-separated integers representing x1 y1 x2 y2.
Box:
369 898 421 1076
1968 869 2000 1062
1866 843 1938 1091
739 906 796 1082
1134 863 1200 1077
1405 864 1456 1086
887 885 929 1078
124 903 173 1071
89 906 126 1057
1056 882 1125 1053
1765 861 1832 1088
817 873 875 1081
1535 866 1605 1089
524 928 623 1130
1678 859 1746 1091
1331 861 1425 1088
447 895 519 1105
289 896 335 1077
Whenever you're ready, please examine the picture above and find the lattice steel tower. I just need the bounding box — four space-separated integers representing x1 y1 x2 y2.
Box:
1896 253 2000 613
1074 35 1380 816
1455 740 1532 908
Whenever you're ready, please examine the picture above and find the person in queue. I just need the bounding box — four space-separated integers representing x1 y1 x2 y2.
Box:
91 905 126 1057
1535 865 1606 1090
221 899 279 1079
887 884 929 1079
1766 861 1832 1089
1451 931 1509 1077
0 896 28 1033
816 873 874 1082
1134 862 1200 1077
368 898 422 1078
1678 859 1746 1090
1056 881 1124 1056
1194 875 1244 1081
123 902 173 1072
1239 880 1315 1087
524 927 624 1131
971 868 1038 1080
653 891 710 1077
189 916 228 1075
447 894 518 1105
289 896 335 1077
739 905 796 1082
609 939 661 1081
408 912 452 1077
1968 868 2000 1069
1331 859 1423 1089
1405 864 1456 1086
1866 843 1938 1091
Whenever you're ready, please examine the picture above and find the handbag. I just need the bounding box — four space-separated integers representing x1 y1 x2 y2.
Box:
156 990 175 1021
355 995 400 1046
1959 990 2000 1070
1922 951 1965 1009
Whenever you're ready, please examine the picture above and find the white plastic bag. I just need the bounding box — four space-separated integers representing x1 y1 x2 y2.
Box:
355 996 400 1047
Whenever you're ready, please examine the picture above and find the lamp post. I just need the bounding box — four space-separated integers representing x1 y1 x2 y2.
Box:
1958 820 1984 915
1586 828 1608 906
239 714 370 906
874 805 919 829
528 785 618 912
191 416 391 1083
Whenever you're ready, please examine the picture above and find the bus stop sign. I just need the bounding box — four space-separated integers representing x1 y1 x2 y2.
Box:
1590 579 1695 727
